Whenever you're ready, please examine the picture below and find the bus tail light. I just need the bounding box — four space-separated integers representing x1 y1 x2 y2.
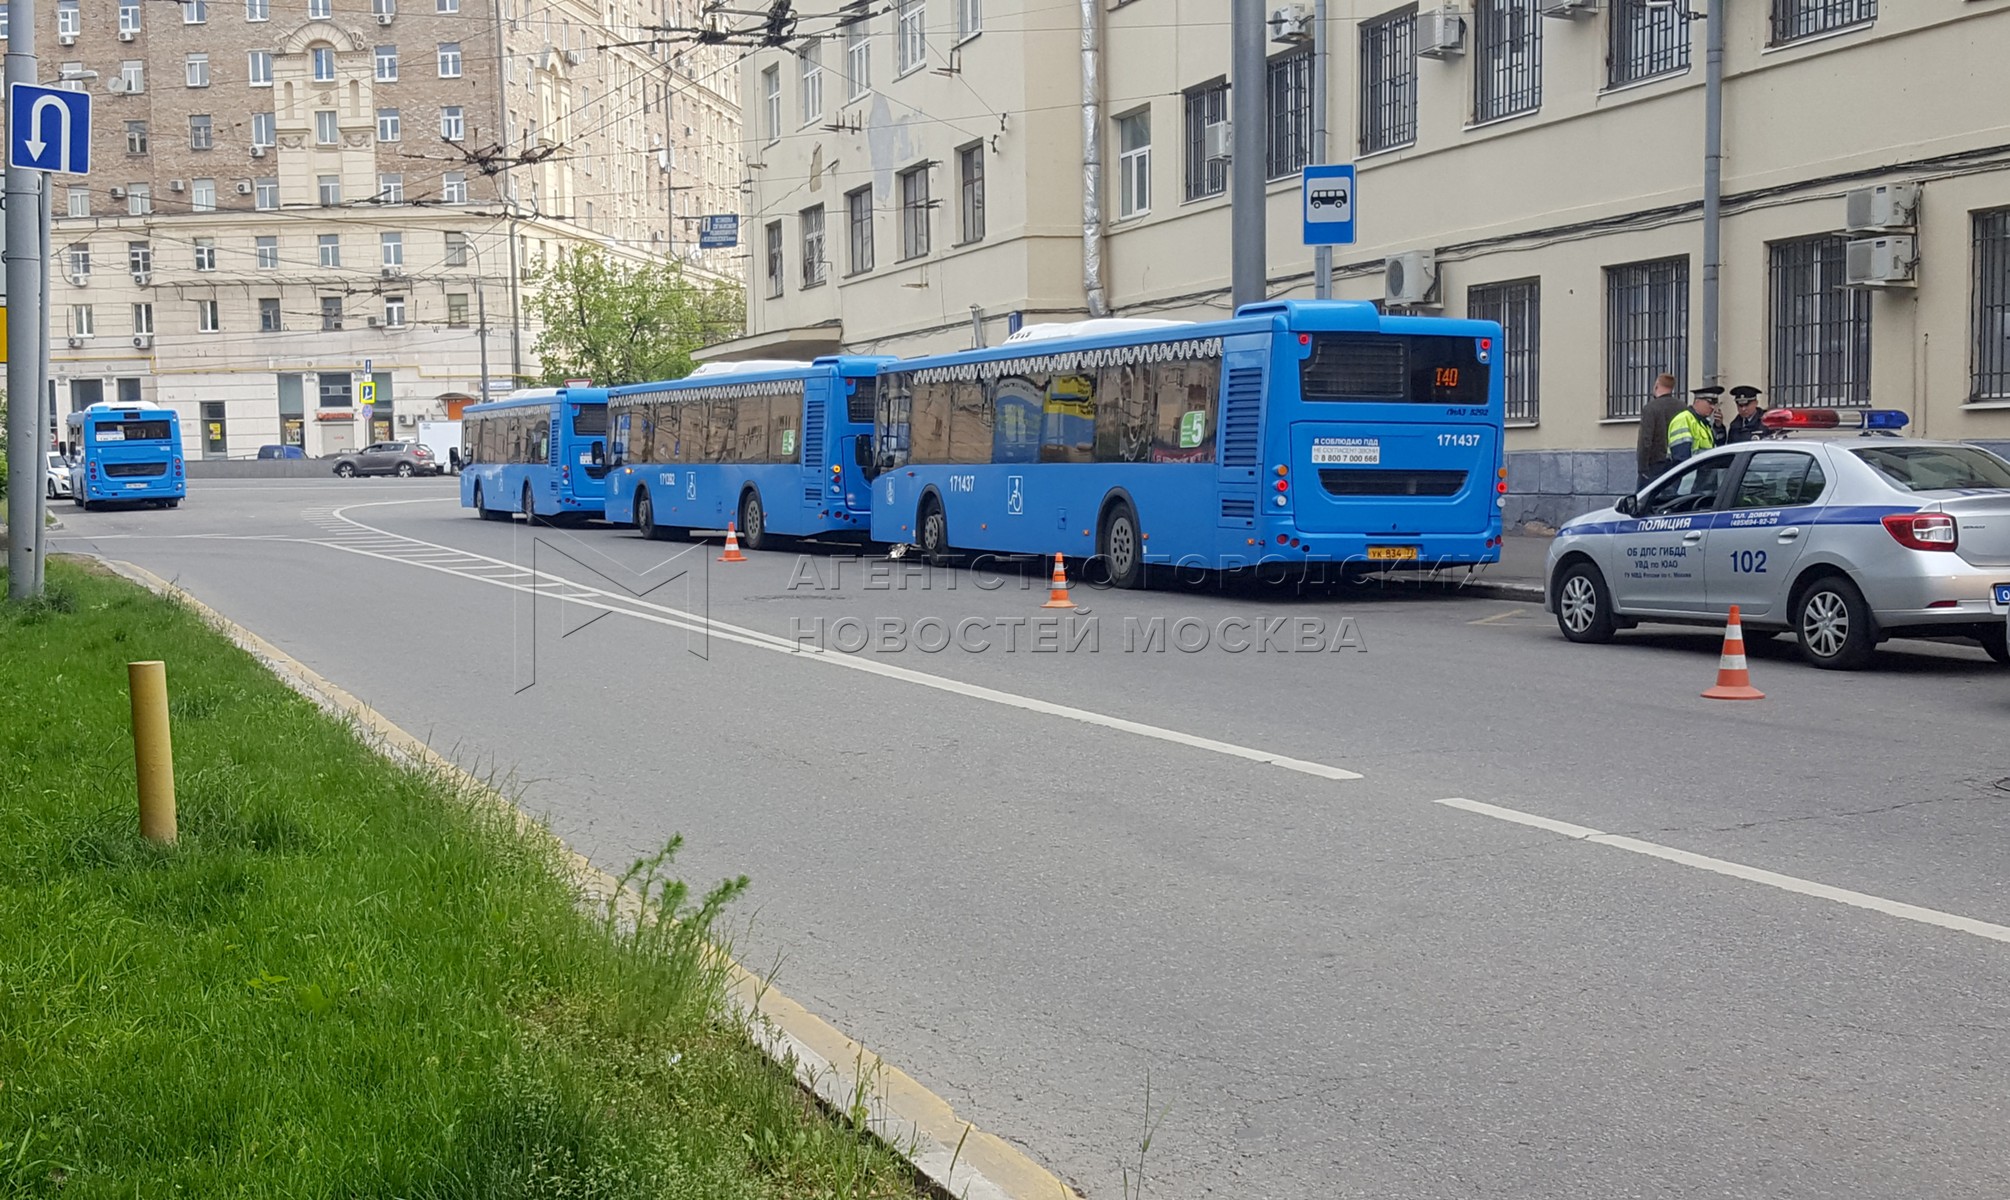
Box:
831 463 843 493
1273 464 1289 508
562 464 571 485
174 458 183 478
1882 512 1957 551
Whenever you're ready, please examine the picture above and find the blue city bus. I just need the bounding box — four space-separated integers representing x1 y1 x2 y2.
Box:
65 402 186 510
603 356 895 547
868 300 1507 586
460 387 610 522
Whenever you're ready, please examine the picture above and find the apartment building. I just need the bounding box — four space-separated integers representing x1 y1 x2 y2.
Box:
15 0 738 459
717 0 2010 521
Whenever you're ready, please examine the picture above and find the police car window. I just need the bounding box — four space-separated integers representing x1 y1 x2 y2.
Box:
1851 445 2010 492
1732 451 1825 508
1641 458 1731 517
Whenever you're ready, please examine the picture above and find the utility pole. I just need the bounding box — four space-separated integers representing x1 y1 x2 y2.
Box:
1700 0 1725 388
1230 2 1268 311
1311 0 1331 299
4 0 41 601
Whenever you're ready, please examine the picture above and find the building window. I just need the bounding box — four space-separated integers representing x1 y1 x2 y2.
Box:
127 183 151 215
1609 0 1690 87
191 178 216 212
1770 0 1875 44
197 299 220 333
319 298 345 332
1116 111 1150 218
1474 0 1541 123
799 42 822 124
252 112 275 147
186 53 210 87
182 0 206 21
194 239 217 271
956 0 980 39
245 0 268 20
384 296 406 327
1359 6 1417 155
381 231 404 267
764 220 783 297
1182 81 1228 201
311 46 335 82
0 3 8 38
189 114 214 150
761 65 780 141
1769 235 1870 408
447 293 469 326
800 205 826 288
896 0 925 74
377 173 403 203
308 0 330 16
1605 256 1689 419
441 105 464 141
444 230 468 266
256 235 278 267
899 165 930 259
436 0 457 10
249 51 273 86
255 177 278 209
132 303 154 334
957 142 984 242
1468 279 1541 424
1972 210 2010 401
55 0 77 36
315 110 338 144
441 171 467 203
1266 49 1312 178
128 241 151 276
317 371 351 411
375 44 398 80
318 234 340 268
67 187 88 217
126 120 148 154
120 0 142 33
318 174 341 206
260 297 282 331
437 41 461 77
120 61 145 93
65 243 90 281
71 304 94 338
377 107 400 141
845 17 871 100
846 185 873 274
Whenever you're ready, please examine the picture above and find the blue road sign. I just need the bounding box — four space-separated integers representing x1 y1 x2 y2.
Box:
698 214 739 249
1302 163 1355 247
9 83 91 175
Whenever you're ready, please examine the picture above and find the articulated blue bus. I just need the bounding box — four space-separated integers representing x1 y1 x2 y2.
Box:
66 402 186 510
868 300 1507 586
603 356 894 546
460 387 610 522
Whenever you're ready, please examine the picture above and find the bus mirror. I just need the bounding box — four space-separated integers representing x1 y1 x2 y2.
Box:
853 437 873 468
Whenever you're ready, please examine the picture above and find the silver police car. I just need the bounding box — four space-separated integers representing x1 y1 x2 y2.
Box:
1544 409 2010 670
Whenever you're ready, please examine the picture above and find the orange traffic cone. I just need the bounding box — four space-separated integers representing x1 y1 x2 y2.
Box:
718 522 748 563
1702 604 1765 700
1041 553 1074 609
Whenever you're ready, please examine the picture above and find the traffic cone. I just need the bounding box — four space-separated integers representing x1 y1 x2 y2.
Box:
718 522 748 563
1702 604 1765 700
1041 553 1074 609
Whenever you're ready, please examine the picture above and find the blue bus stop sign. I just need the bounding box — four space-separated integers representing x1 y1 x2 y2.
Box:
1301 163 1355 247
9 83 91 175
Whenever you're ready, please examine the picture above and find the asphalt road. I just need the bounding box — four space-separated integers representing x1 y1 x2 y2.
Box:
52 479 2010 1200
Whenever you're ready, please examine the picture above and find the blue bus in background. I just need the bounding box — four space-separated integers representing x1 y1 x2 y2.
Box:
460 387 610 522
869 300 1507 587
603 356 894 547
65 402 186 510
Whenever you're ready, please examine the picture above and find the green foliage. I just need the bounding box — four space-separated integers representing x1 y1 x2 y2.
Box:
527 249 744 388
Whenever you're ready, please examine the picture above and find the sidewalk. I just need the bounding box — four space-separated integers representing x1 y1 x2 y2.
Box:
1464 534 1549 602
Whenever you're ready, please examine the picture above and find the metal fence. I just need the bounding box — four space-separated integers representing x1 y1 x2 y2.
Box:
1770 0 1877 43
1468 279 1541 424
1973 210 2010 401
1474 0 1541 123
1768 236 1870 408
1359 7 1417 156
1605 257 1688 419
1608 0 1690 87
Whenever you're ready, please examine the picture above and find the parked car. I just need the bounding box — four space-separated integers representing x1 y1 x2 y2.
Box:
329 441 440 478
258 444 305 460
45 452 72 498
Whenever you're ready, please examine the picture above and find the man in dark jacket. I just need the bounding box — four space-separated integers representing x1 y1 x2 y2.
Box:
1726 385 1769 443
1636 373 1683 488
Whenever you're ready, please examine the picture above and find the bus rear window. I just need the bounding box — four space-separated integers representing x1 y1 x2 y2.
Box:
571 406 607 436
1301 335 1488 405
95 419 173 441
847 378 878 425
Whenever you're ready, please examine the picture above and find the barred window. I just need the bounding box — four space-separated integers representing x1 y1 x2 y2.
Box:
1770 0 1875 44
1474 0 1540 123
1360 6 1417 156
1182 80 1227 201
1769 236 1869 407
1468 279 1541 424
1971 210 2010 401
1266 49 1312 179
1605 257 1688 419
1608 0 1690 86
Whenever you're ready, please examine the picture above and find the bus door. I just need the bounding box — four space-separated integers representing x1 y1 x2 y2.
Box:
569 403 609 499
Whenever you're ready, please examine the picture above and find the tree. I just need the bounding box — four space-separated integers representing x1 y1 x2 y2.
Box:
526 248 743 387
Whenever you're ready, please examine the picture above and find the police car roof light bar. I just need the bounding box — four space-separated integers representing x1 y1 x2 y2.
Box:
1758 407 1910 433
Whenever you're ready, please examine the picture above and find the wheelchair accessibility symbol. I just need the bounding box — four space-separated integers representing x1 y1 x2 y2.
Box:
1006 475 1024 516
686 475 698 501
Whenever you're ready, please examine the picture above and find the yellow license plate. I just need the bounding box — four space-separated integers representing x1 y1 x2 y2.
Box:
1367 546 1420 561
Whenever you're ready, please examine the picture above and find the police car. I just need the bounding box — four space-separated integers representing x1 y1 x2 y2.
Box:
1544 409 2010 670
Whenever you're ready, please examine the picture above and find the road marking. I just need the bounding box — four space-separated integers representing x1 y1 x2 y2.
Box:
1435 797 2010 946
320 498 1366 782
1467 607 1527 626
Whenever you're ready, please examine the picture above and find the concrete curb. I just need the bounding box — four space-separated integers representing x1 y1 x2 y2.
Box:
100 557 1076 1200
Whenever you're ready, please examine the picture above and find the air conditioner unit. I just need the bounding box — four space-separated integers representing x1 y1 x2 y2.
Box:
57 32 75 45
133 334 153 349
107 76 129 93
1268 3 1313 43
1845 182 1920 233
169 179 186 193
250 145 267 158
1539 0 1598 16
66 274 88 287
1202 121 1230 163
397 413 416 426
1418 7 1466 59
381 266 404 278
376 11 394 23
109 186 125 198
133 270 151 285
1385 251 1440 306
66 336 84 348
1845 235 1917 288
234 180 253 195
368 316 383 327
119 28 136 41
564 48 584 66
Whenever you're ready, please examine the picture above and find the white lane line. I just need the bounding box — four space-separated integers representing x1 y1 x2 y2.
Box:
1436 797 2010 946
321 499 1366 783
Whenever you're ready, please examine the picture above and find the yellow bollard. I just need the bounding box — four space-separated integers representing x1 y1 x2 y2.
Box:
128 660 177 845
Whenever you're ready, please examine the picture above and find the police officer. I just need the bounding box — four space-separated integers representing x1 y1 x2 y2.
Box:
1667 385 1723 464
1726 385 1769 443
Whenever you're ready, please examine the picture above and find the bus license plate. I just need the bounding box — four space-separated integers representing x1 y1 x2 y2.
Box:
1367 546 1419 561
124 482 146 490
1994 583 2010 609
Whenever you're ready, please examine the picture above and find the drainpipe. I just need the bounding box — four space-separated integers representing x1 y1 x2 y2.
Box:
1312 0 1331 299
1700 0 1724 387
1080 0 1109 317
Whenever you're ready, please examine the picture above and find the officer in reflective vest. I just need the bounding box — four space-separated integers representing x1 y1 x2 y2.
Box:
1667 386 1723 464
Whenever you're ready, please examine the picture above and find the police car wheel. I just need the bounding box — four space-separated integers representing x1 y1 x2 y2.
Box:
1554 562 1617 644
1794 575 1876 671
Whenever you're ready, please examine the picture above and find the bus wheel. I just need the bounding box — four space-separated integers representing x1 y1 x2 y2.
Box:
739 490 767 551
1100 502 1144 590
636 489 664 540
521 482 542 526
917 496 949 564
166 499 180 509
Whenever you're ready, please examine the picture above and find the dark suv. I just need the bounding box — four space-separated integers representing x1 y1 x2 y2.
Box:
330 441 439 478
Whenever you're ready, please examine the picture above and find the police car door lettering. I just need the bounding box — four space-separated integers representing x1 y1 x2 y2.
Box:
1729 550 1769 574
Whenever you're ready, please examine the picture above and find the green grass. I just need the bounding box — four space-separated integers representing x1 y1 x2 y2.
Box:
0 559 924 1199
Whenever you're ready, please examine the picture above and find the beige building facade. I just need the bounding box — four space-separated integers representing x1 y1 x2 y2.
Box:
15 0 738 459
720 0 2010 519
